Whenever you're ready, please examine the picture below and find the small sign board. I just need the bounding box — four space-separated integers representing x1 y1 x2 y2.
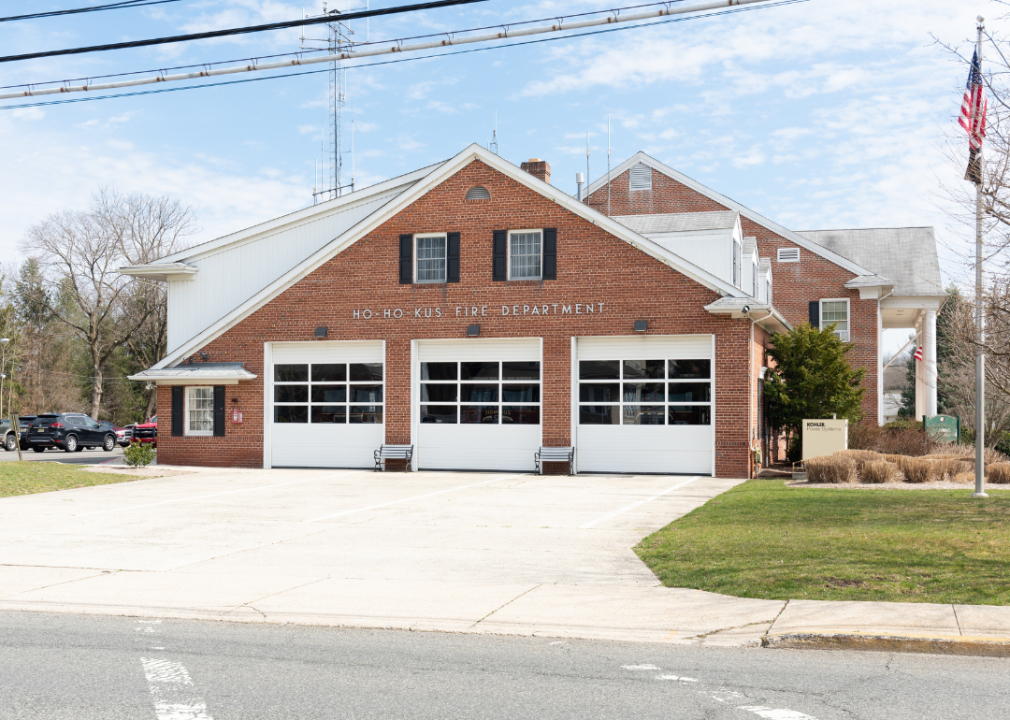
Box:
924 415 959 444
802 418 848 461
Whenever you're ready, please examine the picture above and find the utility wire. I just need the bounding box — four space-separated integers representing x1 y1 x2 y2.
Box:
0 0 489 64
0 0 182 24
0 0 809 111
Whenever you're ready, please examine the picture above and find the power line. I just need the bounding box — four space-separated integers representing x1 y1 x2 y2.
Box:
0 0 489 64
0 0 809 111
0 0 182 24
0 0 776 100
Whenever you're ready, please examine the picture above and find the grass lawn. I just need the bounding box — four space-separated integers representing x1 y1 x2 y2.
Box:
0 462 141 498
635 479 1010 605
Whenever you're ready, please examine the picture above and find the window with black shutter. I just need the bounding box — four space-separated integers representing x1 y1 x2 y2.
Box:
447 232 460 283
492 230 507 281
213 385 226 437
399 234 413 284
543 228 557 280
171 386 183 437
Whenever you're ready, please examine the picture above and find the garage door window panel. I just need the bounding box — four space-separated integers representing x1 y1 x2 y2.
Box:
420 360 540 426
578 358 712 426
274 360 383 425
312 406 346 423
312 385 346 403
312 364 346 382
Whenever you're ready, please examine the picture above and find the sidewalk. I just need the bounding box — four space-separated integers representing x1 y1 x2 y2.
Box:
0 466 1008 655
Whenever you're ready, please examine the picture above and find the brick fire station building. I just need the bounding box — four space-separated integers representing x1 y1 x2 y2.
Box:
124 144 944 477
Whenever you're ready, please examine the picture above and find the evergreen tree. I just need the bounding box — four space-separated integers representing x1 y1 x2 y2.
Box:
764 322 866 442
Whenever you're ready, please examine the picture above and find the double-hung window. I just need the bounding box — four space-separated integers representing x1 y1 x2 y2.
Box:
415 233 447 283
186 387 214 436
820 299 850 342
508 230 542 280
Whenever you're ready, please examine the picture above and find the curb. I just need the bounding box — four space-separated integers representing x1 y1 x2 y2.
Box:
763 632 1010 657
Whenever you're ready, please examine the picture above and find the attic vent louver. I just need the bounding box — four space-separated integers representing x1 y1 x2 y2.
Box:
465 185 491 200
629 163 652 191
777 247 800 263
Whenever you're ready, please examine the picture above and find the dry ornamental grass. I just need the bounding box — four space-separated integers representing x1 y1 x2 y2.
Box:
805 456 856 483
860 460 897 484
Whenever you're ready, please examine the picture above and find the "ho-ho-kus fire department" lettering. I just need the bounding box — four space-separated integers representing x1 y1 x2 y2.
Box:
351 303 606 320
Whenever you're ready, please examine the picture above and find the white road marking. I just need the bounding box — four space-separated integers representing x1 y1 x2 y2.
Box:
78 471 361 517
141 657 214 720
657 675 698 682
622 664 660 671
739 707 818 720
579 477 700 529
306 473 529 522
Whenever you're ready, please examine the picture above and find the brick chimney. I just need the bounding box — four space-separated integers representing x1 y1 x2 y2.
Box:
521 158 551 185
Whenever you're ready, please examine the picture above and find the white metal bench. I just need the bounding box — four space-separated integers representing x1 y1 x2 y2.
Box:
535 446 575 475
374 444 414 472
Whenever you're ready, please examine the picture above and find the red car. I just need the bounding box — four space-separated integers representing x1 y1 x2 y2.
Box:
129 419 157 448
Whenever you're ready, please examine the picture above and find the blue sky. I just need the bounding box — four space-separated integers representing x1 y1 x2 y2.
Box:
0 0 991 352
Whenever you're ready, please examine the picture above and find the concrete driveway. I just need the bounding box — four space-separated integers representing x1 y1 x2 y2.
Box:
0 468 783 644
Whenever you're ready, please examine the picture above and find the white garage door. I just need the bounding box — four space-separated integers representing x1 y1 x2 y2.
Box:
575 335 714 475
416 339 542 471
268 341 384 468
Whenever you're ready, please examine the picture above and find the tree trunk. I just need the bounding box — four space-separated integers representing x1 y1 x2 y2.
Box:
91 357 103 420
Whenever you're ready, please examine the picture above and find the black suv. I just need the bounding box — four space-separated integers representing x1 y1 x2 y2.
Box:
28 413 118 453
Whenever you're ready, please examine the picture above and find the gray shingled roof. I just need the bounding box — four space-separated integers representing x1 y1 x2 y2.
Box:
797 228 944 297
614 211 738 234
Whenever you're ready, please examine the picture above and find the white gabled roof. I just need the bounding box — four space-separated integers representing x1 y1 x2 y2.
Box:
588 152 882 279
149 144 751 370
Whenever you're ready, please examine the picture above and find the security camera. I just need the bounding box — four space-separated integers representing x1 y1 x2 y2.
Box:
742 305 751 315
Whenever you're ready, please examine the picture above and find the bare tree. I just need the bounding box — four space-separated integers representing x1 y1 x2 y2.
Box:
27 189 194 419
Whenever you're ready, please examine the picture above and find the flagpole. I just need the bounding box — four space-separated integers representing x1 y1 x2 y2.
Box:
973 15 988 498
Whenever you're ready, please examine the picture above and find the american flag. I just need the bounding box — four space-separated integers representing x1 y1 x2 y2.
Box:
959 49 987 184
913 345 923 362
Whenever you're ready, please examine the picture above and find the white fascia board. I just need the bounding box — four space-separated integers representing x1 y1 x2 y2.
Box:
590 151 880 279
154 144 744 370
880 296 945 311
154 162 445 266
119 262 198 282
703 299 791 333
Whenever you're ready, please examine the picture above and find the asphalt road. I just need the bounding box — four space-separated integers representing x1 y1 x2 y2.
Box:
1 611 1008 720
0 446 125 465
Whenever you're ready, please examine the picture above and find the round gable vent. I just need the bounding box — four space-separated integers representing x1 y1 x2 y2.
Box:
465 185 491 200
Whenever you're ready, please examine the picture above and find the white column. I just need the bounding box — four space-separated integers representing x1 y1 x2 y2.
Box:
914 319 925 420
877 302 884 425
924 310 938 417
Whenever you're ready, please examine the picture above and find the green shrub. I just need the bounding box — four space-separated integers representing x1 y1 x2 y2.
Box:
787 434 802 464
123 441 155 467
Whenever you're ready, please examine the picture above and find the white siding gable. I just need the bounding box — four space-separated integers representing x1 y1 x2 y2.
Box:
167 188 403 352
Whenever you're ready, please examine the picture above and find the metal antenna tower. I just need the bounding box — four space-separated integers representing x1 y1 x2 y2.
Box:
488 112 498 155
302 3 356 203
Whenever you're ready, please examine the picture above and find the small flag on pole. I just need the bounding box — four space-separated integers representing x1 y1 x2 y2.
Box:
914 345 923 362
959 49 987 184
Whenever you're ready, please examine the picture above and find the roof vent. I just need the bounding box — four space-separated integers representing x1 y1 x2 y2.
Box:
629 163 652 191
465 185 491 200
777 247 800 263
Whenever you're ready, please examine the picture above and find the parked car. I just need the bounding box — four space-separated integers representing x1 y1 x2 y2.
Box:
130 420 157 448
28 413 118 453
99 420 132 448
0 415 39 451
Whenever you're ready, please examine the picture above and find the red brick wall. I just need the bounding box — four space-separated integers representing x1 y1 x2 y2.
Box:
158 160 754 477
589 166 879 424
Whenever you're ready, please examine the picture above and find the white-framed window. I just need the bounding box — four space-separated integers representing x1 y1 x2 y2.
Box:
777 247 800 263
273 362 384 424
577 358 712 426
415 233 447 283
820 299 850 342
508 229 542 280
185 386 214 436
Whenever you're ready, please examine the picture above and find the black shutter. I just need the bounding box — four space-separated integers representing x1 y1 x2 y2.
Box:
493 230 507 281
171 386 183 437
399 234 413 284
809 301 820 328
542 228 557 280
213 385 226 437
447 232 460 283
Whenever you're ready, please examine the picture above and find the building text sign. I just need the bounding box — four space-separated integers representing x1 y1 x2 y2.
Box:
801 418 848 461
352 303 606 320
